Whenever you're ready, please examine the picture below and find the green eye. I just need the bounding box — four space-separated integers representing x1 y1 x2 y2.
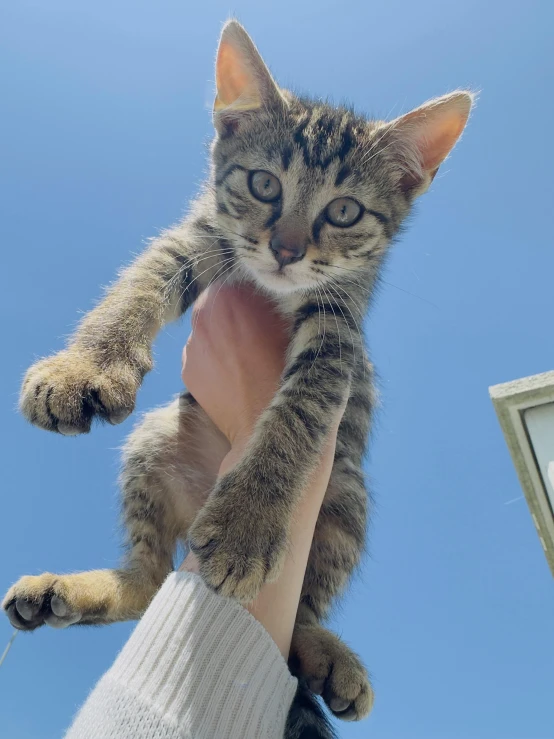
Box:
249 170 282 202
326 197 362 227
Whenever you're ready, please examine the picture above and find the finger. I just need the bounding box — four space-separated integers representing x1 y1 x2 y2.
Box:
181 345 188 382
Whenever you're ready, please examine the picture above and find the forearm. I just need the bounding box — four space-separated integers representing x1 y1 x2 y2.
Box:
235 317 354 509
243 429 337 658
183 417 340 659
188 323 351 603
65 572 297 739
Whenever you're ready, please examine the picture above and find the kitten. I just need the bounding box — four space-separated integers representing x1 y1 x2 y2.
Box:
3 21 472 738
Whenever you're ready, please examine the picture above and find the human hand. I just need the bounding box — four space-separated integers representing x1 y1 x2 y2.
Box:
180 282 345 656
181 282 289 446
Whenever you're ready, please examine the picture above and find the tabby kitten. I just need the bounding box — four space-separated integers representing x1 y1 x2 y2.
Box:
3 20 472 738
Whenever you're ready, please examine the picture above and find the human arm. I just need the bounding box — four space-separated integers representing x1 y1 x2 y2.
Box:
188 281 355 604
180 408 341 660
65 284 343 738
180 283 344 657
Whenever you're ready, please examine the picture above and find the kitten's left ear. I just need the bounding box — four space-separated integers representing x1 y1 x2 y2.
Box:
384 91 474 196
214 20 286 133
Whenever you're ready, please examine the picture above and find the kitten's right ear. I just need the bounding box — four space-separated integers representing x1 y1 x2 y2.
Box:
213 20 286 133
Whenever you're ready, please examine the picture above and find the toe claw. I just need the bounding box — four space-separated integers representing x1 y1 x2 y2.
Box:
16 598 40 622
292 624 373 722
58 423 84 436
108 409 132 425
5 600 41 631
50 595 68 618
308 678 325 695
5 602 21 629
329 697 351 713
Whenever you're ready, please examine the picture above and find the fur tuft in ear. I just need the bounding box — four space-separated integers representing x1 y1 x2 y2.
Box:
384 91 474 196
214 20 286 132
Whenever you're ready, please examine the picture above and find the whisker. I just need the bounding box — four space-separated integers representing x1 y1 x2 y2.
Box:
315 284 322 353
324 281 358 364
380 279 439 309
164 242 232 294
324 267 374 297
209 262 240 321
192 260 237 333
361 136 398 167
324 278 366 376
325 263 438 308
310 284 327 376
208 224 260 247
320 283 342 375
178 256 236 309
189 248 234 268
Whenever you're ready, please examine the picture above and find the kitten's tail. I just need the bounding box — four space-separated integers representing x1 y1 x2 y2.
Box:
285 682 337 739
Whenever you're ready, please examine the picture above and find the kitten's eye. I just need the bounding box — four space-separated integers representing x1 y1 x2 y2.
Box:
326 197 362 228
249 171 282 202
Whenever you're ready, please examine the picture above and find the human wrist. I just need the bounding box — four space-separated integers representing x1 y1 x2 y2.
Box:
218 433 251 476
179 434 252 575
221 392 274 449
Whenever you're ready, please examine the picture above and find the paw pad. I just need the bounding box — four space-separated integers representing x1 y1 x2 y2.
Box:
3 578 81 631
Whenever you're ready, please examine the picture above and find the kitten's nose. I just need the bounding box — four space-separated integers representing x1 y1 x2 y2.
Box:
269 235 306 268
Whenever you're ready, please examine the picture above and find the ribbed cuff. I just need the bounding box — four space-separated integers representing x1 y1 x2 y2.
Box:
105 572 297 738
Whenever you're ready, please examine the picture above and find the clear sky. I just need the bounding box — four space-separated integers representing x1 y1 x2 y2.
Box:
1 2 553 737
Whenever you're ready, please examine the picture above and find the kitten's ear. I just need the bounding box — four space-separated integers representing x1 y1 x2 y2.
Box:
214 20 286 132
384 91 474 196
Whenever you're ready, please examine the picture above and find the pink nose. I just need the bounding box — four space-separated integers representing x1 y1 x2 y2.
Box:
269 236 306 268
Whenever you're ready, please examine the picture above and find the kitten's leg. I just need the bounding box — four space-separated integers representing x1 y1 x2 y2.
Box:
20 216 232 435
188 298 358 602
3 395 227 630
3 569 161 631
291 619 373 722
290 458 373 722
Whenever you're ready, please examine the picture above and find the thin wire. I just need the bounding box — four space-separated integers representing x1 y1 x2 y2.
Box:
0 631 17 669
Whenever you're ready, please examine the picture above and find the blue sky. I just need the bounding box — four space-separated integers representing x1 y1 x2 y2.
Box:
1 1 553 737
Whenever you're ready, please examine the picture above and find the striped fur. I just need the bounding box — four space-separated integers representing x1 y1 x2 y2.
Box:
4 20 472 734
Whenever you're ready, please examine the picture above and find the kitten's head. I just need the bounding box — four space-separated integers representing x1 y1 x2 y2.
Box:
210 21 473 296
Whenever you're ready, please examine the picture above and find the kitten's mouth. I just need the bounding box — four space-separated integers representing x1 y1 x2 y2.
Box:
256 266 320 294
237 249 320 293
261 265 293 281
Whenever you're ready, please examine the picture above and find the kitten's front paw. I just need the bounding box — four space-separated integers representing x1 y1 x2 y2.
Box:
3 574 82 631
20 349 142 435
189 495 287 603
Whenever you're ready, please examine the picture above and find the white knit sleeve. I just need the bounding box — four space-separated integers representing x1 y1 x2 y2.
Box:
64 572 298 739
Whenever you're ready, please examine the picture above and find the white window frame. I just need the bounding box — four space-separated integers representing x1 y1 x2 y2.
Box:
489 371 554 576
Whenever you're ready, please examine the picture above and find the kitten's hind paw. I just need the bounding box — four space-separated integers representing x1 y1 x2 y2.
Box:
3 574 82 631
291 623 374 721
20 349 142 434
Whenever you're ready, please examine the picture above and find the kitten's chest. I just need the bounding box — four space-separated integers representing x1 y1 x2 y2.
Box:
273 292 307 318
227 271 305 320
